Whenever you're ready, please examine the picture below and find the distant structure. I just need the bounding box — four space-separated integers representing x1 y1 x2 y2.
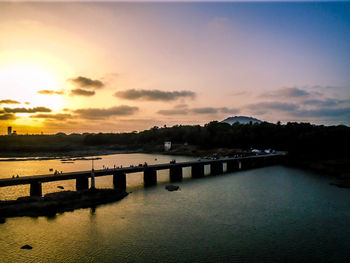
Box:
221 116 262 125
7 126 12 136
164 141 172 151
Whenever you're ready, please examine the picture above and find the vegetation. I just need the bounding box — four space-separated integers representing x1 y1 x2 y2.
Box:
1 121 349 155
0 121 349 177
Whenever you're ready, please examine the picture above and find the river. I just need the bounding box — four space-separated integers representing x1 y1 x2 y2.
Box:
1 153 350 262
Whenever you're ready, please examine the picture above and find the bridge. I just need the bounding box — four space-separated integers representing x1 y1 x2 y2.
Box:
0 154 284 198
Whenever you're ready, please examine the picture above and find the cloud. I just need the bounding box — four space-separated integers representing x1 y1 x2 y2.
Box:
70 88 95 96
37 90 64 95
157 109 189 116
29 113 72 121
191 107 219 114
303 98 350 107
3 107 52 113
295 107 350 118
69 76 104 89
114 89 196 101
0 113 16 120
0 99 20 104
246 102 299 114
157 106 239 115
263 87 310 98
73 105 139 119
24 102 30 105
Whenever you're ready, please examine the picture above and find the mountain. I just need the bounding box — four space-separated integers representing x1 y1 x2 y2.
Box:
221 116 262 125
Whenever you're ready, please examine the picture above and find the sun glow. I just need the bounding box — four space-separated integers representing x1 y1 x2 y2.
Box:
0 62 64 110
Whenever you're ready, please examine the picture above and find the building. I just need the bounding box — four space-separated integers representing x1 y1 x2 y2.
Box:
164 141 171 151
7 126 12 136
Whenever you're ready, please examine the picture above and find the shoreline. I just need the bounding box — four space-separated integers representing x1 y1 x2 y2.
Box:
0 149 144 161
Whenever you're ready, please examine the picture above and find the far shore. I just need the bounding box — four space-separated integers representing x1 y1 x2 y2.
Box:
0 149 144 161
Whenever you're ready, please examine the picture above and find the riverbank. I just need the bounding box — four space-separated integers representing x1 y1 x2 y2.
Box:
0 188 128 219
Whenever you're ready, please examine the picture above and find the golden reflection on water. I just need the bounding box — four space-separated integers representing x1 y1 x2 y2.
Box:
0 153 195 200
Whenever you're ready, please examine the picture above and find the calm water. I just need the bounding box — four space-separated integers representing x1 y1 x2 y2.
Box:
1 153 350 262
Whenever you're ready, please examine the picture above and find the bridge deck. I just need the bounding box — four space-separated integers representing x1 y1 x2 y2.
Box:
0 154 282 187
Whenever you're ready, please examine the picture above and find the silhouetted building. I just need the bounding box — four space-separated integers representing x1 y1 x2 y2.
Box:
7 126 12 136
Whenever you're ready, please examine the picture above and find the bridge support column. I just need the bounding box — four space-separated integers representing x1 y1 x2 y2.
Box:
113 172 126 190
211 162 223 175
192 163 204 178
144 168 157 186
30 182 42 197
76 176 89 191
170 166 183 182
226 160 238 173
238 161 242 170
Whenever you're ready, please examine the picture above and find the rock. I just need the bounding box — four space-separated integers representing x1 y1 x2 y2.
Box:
0 217 5 224
21 244 32 250
165 185 180 191
57 186 64 189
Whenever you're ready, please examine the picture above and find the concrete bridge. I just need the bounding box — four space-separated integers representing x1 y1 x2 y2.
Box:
0 154 284 198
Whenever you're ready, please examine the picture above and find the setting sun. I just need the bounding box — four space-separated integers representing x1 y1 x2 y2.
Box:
0 62 64 110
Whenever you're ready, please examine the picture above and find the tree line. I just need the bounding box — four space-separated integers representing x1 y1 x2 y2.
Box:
0 121 349 159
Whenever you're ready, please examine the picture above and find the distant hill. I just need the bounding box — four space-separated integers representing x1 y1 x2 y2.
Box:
221 116 262 125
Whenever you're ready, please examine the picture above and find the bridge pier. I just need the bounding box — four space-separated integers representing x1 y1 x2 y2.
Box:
76 176 89 191
170 166 183 182
30 182 42 197
113 172 126 190
238 160 242 170
211 162 223 175
192 163 204 178
144 168 157 186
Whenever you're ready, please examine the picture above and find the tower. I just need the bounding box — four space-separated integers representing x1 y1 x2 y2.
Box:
7 126 12 136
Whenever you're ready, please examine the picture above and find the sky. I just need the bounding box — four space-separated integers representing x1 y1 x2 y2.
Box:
0 1 349 134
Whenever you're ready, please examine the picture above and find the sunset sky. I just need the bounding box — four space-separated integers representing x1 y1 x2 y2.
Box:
0 1 349 134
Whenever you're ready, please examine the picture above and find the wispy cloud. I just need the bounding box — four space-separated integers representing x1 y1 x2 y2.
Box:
0 99 20 105
303 98 350 107
115 89 195 101
262 87 310 98
70 89 95 96
69 76 104 89
73 105 139 119
0 113 16 120
158 106 239 115
157 109 189 115
246 102 299 115
2 107 52 113
29 113 72 121
37 90 64 95
295 107 350 118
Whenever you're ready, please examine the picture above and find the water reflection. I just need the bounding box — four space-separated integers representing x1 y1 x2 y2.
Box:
1 157 350 262
0 153 195 200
